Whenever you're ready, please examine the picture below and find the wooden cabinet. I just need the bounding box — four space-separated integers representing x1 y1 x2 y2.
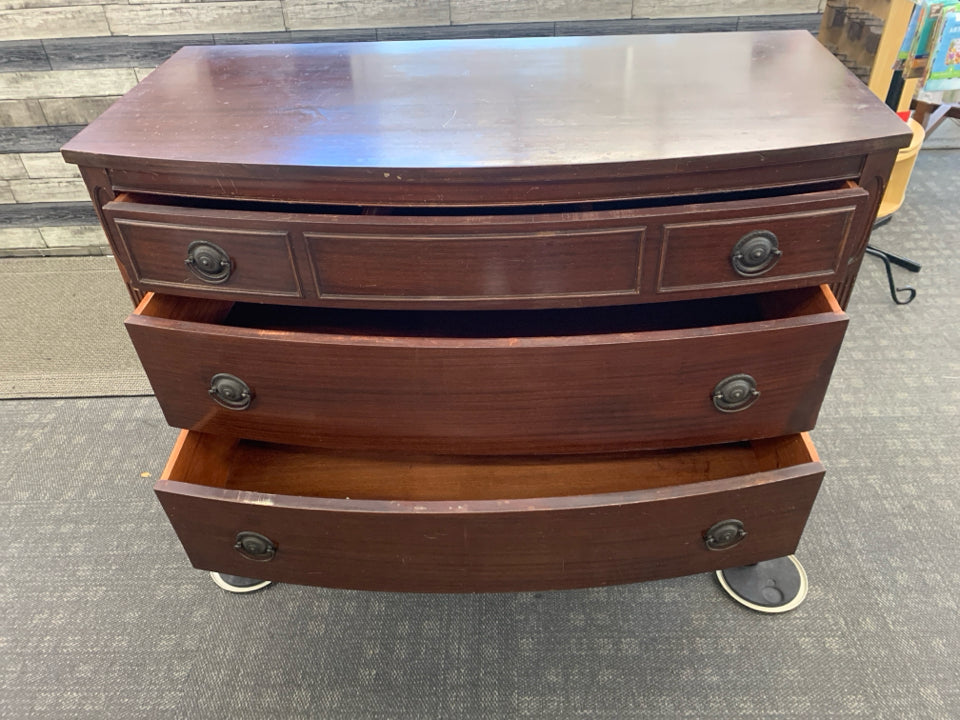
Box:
63 32 911 593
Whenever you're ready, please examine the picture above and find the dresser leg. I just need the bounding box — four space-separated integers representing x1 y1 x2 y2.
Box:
714 555 808 613
209 571 273 594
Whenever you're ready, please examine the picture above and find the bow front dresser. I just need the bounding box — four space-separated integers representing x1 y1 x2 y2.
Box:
62 31 911 594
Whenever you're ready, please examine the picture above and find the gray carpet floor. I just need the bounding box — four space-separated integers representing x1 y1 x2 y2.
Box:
1 150 958 719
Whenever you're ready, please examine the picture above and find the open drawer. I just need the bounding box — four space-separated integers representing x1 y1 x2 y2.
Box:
103 182 869 309
126 285 847 455
157 431 825 592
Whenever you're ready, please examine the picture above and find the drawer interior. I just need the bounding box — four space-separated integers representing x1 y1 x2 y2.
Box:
164 431 818 501
141 283 841 339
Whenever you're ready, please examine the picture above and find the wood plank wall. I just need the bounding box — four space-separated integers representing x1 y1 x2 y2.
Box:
0 0 822 256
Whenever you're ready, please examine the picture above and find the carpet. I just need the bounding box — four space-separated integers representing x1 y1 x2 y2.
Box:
0 256 152 398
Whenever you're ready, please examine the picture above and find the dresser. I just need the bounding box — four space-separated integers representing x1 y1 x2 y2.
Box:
62 32 911 595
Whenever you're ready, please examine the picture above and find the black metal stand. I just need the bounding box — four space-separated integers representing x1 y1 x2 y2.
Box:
866 216 921 305
209 571 272 594
715 555 808 613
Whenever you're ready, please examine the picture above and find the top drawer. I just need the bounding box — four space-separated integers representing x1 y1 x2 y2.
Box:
102 183 869 309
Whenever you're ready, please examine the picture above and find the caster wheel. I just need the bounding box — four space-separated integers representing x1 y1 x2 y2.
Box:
210 571 272 594
715 555 808 613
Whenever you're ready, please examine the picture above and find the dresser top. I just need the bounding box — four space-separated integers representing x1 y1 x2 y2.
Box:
63 31 910 179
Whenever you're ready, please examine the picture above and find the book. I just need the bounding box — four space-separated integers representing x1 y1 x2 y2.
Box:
923 8 960 90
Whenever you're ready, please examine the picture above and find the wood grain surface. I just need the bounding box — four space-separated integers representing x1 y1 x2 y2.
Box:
62 32 911 195
102 182 868 309
126 285 847 455
156 431 824 592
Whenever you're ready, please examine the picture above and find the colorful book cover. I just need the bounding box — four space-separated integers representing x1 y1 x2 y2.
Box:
924 9 960 90
898 2 924 64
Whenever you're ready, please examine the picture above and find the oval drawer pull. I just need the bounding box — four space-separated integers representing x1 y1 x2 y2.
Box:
209 373 253 410
704 519 748 551
185 240 233 284
712 374 759 413
731 230 781 277
234 531 276 561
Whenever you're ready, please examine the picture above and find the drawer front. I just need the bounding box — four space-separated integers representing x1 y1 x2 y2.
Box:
156 432 824 593
126 287 847 455
104 185 867 308
107 215 303 299
657 193 866 294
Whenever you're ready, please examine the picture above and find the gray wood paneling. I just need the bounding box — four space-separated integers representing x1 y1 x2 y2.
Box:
0 40 50 72
0 6 109 40
39 225 104 247
0 99 47 127
452 0 631 25
38 96 120 125
105 2 285 36
0 68 137 100
0 125 83 153
18 151 79 178
737 13 819 31
377 22 555 41
282 0 450 31
0 153 27 179
8 177 88 203
0 200 97 226
43 35 215 70
631 0 820 18
556 16 738 35
0 227 44 249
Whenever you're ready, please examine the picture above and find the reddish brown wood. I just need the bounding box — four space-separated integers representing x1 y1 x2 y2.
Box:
60 34 904 591
63 34 909 208
156 432 823 592
831 149 899 308
126 285 847 455
103 183 868 309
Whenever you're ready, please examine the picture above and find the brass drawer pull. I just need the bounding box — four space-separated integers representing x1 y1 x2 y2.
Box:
185 240 233 284
704 519 748 551
234 531 276 561
731 230 781 277
209 373 253 410
712 374 760 413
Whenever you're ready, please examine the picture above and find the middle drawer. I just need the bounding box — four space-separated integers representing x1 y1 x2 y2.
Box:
126 285 847 455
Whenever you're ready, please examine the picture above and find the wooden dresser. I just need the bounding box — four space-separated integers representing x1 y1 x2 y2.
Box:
62 32 910 594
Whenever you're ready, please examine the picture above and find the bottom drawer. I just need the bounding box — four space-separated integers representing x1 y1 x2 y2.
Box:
157 432 824 593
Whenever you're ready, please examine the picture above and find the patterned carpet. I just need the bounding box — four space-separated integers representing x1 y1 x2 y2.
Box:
0 150 957 719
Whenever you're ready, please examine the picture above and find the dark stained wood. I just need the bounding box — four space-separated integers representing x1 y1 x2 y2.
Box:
63 33 910 207
656 184 867 295
99 155 868 207
63 35 895 590
76 166 143 306
155 432 824 592
109 216 303 300
831 148 899 308
103 183 867 309
125 285 847 455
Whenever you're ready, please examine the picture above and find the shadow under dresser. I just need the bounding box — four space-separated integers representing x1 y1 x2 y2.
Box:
62 32 911 596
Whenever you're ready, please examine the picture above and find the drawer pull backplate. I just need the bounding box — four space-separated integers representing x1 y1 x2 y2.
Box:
185 240 233 284
712 374 760 413
731 230 781 277
234 531 276 561
209 373 253 411
704 519 748 551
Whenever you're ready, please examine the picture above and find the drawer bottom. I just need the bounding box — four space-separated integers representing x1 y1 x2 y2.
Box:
157 432 824 592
